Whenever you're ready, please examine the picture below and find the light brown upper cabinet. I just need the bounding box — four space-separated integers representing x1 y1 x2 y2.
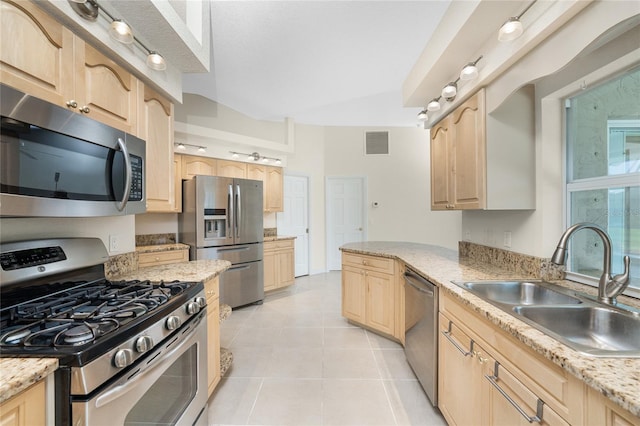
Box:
180 154 217 180
1 0 138 134
430 87 535 210
246 164 284 212
139 85 175 213
217 160 247 179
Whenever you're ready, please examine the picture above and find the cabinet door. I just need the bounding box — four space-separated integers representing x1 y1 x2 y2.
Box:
365 270 394 335
217 160 247 179
0 380 46 426
207 300 221 397
181 155 217 179
265 166 283 212
74 40 138 133
451 90 486 209
438 315 485 426
341 266 366 324
0 0 74 106
278 247 295 287
140 85 175 212
263 249 278 292
430 117 452 210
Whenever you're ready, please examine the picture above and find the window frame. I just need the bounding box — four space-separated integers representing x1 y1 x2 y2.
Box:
563 97 640 298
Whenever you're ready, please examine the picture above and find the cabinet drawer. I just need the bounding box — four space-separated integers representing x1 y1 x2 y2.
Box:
275 239 294 249
342 252 394 274
138 250 188 268
205 277 219 303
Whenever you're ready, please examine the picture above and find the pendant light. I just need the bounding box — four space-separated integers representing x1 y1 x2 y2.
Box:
109 19 134 44
146 51 167 71
417 110 428 122
442 82 458 101
460 56 483 81
427 98 441 112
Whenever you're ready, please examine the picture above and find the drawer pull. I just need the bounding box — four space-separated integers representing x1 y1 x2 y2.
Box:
442 320 473 356
485 361 544 424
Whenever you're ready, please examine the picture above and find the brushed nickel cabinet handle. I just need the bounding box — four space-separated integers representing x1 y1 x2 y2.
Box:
442 320 473 356
66 100 78 108
485 361 544 424
79 106 90 113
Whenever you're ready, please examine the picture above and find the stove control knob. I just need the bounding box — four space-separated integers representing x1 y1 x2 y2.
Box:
135 336 154 353
195 297 207 308
166 315 182 330
113 349 133 368
186 301 200 315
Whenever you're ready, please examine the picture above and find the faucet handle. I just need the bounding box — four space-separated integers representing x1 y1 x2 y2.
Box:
608 255 631 299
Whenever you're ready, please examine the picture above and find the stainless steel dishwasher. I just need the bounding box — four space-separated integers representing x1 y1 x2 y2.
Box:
404 268 438 406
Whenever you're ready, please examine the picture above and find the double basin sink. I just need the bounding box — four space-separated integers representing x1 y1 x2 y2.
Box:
453 280 640 357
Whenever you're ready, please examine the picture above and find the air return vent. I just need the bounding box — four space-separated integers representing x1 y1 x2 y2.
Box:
364 131 389 155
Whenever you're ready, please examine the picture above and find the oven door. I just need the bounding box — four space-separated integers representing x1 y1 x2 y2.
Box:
72 312 208 426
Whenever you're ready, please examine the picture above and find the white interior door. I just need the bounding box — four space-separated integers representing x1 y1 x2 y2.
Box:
326 177 366 271
277 175 309 277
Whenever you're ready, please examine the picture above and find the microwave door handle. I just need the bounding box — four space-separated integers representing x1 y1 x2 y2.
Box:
235 184 241 239
227 184 233 237
116 137 132 212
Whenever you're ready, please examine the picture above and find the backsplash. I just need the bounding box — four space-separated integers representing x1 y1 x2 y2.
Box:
104 252 138 280
135 233 177 246
459 241 564 280
264 227 277 237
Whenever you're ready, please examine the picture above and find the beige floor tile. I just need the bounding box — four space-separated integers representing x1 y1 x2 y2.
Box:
323 348 380 379
225 346 273 378
230 327 282 348
373 349 418 380
383 380 446 426
323 327 371 348
248 378 323 425
266 347 324 378
277 327 324 348
322 379 396 426
207 377 262 425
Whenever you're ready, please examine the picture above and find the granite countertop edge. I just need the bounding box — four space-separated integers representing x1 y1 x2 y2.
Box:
340 241 640 417
264 236 296 242
135 243 190 253
0 358 58 404
111 259 232 283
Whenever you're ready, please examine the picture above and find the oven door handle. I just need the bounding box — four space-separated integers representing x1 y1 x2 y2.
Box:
94 313 204 408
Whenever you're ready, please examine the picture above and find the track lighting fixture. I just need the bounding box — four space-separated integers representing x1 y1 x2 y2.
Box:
417 110 428 122
67 0 166 71
498 0 537 42
442 82 458 101
427 98 441 112
229 151 282 165
460 56 483 81
174 143 205 152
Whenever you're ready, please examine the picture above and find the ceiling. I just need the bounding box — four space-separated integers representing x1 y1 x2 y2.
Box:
181 1 451 128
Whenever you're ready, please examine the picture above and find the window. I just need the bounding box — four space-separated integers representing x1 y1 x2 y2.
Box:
565 68 640 293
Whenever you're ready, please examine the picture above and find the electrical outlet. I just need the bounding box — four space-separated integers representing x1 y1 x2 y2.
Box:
503 231 512 248
109 235 119 252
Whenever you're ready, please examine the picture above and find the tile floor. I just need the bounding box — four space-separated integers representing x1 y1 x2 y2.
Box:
206 271 447 426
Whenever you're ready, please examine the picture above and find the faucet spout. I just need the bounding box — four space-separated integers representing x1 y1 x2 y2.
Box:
551 222 631 305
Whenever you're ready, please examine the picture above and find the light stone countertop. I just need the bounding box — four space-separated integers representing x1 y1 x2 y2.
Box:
135 243 190 253
341 241 640 417
0 358 58 404
111 259 231 283
264 236 296 242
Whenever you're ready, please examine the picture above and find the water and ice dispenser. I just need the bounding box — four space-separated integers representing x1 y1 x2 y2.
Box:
204 209 227 239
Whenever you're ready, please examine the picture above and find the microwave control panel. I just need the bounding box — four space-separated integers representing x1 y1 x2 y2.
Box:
129 155 143 201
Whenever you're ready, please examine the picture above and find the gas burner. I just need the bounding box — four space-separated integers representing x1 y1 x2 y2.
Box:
55 319 119 346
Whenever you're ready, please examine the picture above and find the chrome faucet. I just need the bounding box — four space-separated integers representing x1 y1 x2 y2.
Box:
551 222 631 305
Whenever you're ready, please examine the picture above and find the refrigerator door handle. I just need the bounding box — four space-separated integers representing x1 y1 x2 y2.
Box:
216 246 251 253
227 184 233 238
235 184 241 239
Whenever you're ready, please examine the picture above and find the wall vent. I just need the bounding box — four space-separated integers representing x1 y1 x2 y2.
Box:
364 131 389 155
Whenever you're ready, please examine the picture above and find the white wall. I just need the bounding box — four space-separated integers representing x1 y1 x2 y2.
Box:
324 126 461 249
0 215 135 256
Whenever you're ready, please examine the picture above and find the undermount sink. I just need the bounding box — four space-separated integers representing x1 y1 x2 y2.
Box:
459 280 583 306
452 280 640 357
513 305 640 356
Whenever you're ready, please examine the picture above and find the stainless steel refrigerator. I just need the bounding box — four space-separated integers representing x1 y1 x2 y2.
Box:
179 175 264 308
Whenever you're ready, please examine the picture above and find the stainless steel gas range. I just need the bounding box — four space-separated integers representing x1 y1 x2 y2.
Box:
0 238 208 425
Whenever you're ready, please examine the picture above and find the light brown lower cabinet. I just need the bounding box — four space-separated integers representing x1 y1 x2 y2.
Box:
0 380 46 426
341 252 398 339
137 249 188 268
439 291 582 426
205 277 221 397
264 239 295 292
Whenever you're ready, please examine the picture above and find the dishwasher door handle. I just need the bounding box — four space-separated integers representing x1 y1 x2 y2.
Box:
404 272 435 297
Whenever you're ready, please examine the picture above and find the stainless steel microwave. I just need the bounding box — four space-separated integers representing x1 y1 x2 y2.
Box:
0 84 145 217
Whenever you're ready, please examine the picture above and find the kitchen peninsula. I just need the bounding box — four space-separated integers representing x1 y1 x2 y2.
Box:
341 241 640 424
